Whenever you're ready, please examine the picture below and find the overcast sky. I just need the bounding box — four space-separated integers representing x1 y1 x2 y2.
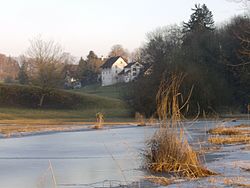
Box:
0 0 247 59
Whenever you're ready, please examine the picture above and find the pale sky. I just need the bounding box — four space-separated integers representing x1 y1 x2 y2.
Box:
0 0 247 59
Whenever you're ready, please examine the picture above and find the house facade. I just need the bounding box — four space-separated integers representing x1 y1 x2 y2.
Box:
100 56 127 86
119 62 144 83
64 64 82 89
101 56 144 86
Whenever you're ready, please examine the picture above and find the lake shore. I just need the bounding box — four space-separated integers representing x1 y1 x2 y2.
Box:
0 122 140 138
1 116 250 139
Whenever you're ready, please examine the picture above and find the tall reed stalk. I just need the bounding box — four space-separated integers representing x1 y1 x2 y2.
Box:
144 72 216 178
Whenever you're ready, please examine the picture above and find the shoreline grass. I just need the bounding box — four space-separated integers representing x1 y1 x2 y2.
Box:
207 127 250 135
208 124 250 144
209 135 250 144
0 121 141 138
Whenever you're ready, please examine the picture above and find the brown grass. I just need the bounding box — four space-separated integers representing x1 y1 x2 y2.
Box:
234 124 250 128
135 112 146 126
0 124 85 137
146 116 158 126
208 127 247 135
198 145 221 154
209 135 250 144
144 73 216 179
223 177 250 187
208 124 250 144
144 176 173 186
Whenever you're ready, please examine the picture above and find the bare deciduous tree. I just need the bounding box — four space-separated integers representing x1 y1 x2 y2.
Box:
26 37 65 106
108 44 129 61
227 0 250 10
130 48 143 62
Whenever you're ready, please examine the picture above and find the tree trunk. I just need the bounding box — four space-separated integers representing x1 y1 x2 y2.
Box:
39 94 46 107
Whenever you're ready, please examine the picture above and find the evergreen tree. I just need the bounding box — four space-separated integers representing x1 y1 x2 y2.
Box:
18 63 29 84
77 51 104 85
183 4 215 33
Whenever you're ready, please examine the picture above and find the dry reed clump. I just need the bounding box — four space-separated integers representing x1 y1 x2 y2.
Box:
135 112 146 126
208 124 250 144
144 73 216 179
144 128 216 178
147 116 158 126
92 112 104 129
209 135 250 144
208 127 243 135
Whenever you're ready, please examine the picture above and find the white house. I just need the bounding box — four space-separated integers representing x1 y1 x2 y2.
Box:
100 56 127 86
118 62 144 83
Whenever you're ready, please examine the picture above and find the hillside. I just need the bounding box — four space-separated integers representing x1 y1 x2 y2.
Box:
74 83 130 100
0 84 131 121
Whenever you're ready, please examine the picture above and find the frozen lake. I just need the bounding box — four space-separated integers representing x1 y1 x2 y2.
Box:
0 120 250 188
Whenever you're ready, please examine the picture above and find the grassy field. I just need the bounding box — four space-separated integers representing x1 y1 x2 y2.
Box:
73 83 130 99
0 83 133 125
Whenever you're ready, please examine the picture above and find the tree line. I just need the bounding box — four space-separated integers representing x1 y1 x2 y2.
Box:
129 4 250 116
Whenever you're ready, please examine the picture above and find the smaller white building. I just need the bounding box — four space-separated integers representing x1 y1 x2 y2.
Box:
100 56 127 86
118 62 144 83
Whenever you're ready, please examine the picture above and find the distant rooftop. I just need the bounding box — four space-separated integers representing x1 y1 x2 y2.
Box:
100 56 126 69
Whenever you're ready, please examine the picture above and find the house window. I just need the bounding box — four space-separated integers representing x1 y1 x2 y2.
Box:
133 68 136 71
133 72 136 76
